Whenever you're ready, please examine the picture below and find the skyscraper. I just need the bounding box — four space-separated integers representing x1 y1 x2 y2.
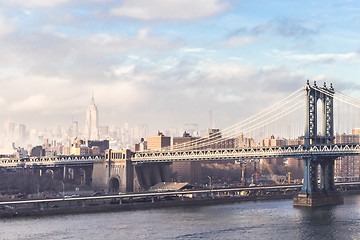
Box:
83 95 99 140
68 120 78 139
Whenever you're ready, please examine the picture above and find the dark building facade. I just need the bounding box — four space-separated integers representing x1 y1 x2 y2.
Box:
88 140 109 154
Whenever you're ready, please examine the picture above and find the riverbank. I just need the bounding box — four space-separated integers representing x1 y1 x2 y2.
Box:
2 189 360 218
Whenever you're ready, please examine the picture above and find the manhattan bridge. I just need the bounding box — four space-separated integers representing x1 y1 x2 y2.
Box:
133 80 360 206
2 80 360 206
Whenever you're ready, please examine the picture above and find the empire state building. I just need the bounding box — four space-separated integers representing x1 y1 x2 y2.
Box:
83 95 99 140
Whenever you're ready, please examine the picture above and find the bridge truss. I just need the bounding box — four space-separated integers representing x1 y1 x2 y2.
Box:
133 144 360 163
0 155 104 168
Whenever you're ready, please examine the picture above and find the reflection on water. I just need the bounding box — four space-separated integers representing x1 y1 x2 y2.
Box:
1 195 360 240
297 205 337 239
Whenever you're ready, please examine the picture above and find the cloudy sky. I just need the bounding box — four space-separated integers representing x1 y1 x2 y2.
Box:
1 0 360 134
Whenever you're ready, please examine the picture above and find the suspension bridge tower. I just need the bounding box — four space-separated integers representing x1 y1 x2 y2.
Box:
294 80 344 206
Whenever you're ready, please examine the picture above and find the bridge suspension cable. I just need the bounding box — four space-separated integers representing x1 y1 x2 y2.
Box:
160 88 304 151
314 86 360 134
313 87 360 109
149 85 360 152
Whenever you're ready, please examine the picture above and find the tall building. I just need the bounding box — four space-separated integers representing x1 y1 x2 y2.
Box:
68 121 78 139
334 133 360 181
98 126 108 139
147 132 171 151
134 138 147 152
4 120 15 141
184 123 198 137
260 135 285 147
88 140 109 154
205 128 236 149
83 95 99 140
14 124 27 143
237 133 256 148
172 132 201 184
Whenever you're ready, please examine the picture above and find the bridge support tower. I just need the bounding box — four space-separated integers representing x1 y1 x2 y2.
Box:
92 149 172 192
294 80 343 207
92 149 134 193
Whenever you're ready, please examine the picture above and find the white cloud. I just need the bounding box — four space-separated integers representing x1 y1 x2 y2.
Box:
182 48 206 53
110 0 230 21
137 28 150 40
108 65 136 77
10 95 48 112
221 36 256 47
201 63 257 82
288 52 358 62
0 16 16 37
0 0 69 8
78 29 179 54
91 80 148 109
0 97 6 106
271 50 360 64
215 92 242 103
0 27 180 85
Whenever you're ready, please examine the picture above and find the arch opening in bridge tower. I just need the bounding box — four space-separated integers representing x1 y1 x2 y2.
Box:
317 98 323 138
109 177 120 193
304 81 334 145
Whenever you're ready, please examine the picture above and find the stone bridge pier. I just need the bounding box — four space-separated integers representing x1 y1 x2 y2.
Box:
92 149 172 193
134 163 172 190
293 156 343 206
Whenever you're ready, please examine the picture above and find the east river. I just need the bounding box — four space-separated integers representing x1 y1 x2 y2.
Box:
2 195 360 240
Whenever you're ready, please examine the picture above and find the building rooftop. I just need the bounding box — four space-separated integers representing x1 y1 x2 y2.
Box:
149 182 190 191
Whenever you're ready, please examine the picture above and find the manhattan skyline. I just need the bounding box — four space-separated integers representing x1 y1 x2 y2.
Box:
0 0 360 132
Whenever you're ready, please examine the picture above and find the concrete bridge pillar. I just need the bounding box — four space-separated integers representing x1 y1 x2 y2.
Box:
330 162 335 190
320 161 327 191
326 159 335 191
294 157 342 206
73 167 81 184
84 167 92 186
63 166 67 180
301 157 318 194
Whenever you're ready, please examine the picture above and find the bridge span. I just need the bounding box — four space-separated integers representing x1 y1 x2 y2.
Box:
0 155 104 168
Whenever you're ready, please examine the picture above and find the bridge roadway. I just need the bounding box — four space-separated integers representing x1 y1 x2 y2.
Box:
1 182 359 207
0 154 104 168
1 143 360 168
133 143 360 163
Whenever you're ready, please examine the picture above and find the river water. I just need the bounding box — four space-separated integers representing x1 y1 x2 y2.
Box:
1 195 360 240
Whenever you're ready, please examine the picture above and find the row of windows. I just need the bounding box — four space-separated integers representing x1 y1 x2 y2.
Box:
105 152 127 160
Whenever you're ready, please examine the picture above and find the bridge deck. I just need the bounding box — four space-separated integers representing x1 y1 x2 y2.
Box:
133 144 360 163
1 144 360 167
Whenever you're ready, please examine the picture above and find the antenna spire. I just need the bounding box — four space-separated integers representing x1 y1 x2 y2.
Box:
91 92 95 104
